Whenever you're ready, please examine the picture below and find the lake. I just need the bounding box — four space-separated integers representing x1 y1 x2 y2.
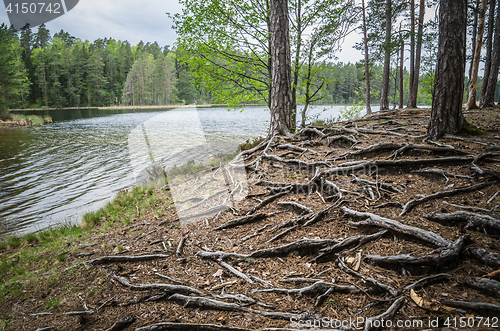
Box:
0 104 382 237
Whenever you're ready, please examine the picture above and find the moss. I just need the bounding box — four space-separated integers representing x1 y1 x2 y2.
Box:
458 123 484 136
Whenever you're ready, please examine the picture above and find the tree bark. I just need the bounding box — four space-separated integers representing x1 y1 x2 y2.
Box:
481 0 500 107
268 0 293 137
408 0 415 102
380 0 392 111
407 0 425 108
427 0 467 139
399 36 404 109
468 0 480 88
479 0 496 107
291 0 301 131
466 0 488 110
362 0 372 114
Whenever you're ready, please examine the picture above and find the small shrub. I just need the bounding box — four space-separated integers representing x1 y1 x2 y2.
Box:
0 242 7 250
240 137 265 151
338 101 364 121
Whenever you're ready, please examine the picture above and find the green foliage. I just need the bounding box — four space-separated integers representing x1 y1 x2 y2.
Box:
338 101 364 121
6 236 21 249
44 298 61 309
0 24 30 116
239 137 265 151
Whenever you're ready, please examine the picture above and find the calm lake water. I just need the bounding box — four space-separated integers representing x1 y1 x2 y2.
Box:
0 105 382 237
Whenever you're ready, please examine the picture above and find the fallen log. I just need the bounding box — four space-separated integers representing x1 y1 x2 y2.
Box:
167 294 299 320
464 277 500 299
400 182 496 216
424 211 500 233
343 207 451 247
468 247 500 269
364 236 468 268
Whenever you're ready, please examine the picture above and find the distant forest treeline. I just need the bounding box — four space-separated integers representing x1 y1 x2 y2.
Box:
1 23 496 110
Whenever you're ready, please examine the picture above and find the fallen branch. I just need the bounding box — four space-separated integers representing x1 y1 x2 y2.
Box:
464 277 500 299
468 248 500 269
343 207 451 247
400 182 497 216
240 224 273 242
364 236 468 267
167 294 299 320
424 211 500 232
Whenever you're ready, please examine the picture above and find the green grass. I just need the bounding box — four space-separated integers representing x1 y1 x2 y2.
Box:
24 233 38 244
10 114 53 126
240 137 265 151
6 236 21 249
44 298 61 309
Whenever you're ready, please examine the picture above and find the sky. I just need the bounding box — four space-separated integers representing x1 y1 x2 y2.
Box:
0 0 365 63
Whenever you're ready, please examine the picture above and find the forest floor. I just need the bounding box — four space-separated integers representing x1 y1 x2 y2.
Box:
1 107 500 331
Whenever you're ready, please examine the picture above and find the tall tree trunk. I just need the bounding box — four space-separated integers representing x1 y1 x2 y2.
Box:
466 0 488 110
469 0 480 89
408 0 415 100
427 0 467 139
399 36 404 109
380 0 392 111
268 0 292 137
482 0 500 107
291 0 301 131
408 0 425 108
362 0 372 115
480 0 497 107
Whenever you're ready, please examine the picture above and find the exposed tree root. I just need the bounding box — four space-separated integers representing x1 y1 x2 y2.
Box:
400 182 497 216
262 153 329 170
277 201 313 215
215 213 267 230
276 143 320 155
215 289 274 309
424 211 500 233
464 277 500 299
278 278 321 284
81 254 170 267
196 238 337 261
167 294 299 320
246 191 290 215
176 237 186 256
441 300 500 315
105 315 136 331
218 261 253 283
412 169 473 184
112 274 205 296
389 143 468 160
327 135 358 148
364 296 405 331
252 281 359 296
468 247 500 269
337 257 400 297
351 176 401 194
364 236 468 268
402 273 452 293
343 207 451 247
154 273 188 286
311 230 388 263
